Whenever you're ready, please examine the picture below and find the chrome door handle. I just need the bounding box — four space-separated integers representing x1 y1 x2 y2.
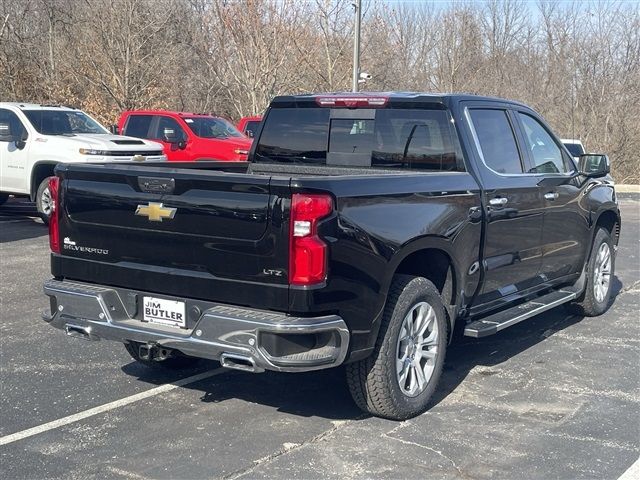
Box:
544 192 559 201
489 197 508 206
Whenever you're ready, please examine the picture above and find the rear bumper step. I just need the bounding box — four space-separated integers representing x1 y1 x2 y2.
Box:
43 279 349 373
463 289 578 338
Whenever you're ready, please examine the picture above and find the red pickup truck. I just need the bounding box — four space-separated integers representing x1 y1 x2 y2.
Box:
117 110 252 162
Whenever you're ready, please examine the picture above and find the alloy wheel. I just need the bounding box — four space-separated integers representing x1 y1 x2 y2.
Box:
593 242 611 303
395 301 439 397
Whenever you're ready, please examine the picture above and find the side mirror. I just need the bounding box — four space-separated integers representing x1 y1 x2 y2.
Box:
109 124 119 135
15 132 27 150
0 121 15 142
163 127 178 143
579 154 610 177
177 140 187 150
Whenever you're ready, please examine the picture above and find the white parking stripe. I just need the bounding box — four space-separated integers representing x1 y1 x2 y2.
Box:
618 458 639 480
0 369 225 446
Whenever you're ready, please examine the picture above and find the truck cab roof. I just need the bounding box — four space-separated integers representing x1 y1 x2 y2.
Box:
270 92 530 108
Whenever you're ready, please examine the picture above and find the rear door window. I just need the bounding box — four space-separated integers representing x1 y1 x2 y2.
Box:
468 109 523 174
254 107 465 171
123 115 153 138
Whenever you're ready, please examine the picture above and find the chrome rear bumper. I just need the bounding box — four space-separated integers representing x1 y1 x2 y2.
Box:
43 279 349 373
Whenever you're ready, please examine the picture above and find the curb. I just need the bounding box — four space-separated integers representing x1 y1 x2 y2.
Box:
616 184 640 193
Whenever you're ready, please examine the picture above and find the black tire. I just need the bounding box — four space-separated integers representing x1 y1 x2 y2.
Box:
346 275 448 420
124 341 201 370
36 177 54 225
0 193 9 206
567 227 615 317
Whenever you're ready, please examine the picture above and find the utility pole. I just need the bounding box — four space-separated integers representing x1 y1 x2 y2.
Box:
352 0 361 93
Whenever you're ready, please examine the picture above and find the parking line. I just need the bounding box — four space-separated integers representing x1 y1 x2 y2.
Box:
618 458 639 480
0 368 225 446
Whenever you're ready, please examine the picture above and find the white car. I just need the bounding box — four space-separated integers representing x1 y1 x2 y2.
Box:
560 138 586 161
0 103 166 223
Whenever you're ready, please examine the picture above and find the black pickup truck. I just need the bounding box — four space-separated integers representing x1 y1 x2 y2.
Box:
43 93 620 420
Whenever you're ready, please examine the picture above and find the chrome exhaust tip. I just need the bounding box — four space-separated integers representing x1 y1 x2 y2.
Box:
65 324 98 341
220 353 260 373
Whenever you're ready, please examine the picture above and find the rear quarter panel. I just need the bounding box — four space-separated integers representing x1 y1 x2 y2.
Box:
289 172 482 356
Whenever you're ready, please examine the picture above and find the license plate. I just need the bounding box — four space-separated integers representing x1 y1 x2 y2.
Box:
142 297 186 328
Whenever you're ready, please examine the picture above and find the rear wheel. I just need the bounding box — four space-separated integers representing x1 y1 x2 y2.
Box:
346 275 447 420
124 341 201 370
36 177 54 225
567 227 615 316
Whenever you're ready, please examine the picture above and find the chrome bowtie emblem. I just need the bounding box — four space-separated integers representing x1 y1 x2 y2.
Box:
135 202 176 222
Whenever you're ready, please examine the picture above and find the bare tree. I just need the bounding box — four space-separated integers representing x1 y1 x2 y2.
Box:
0 0 637 181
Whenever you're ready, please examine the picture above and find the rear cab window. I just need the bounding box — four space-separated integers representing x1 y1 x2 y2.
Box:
254 101 465 172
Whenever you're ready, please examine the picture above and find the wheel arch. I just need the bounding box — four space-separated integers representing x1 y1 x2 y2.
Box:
386 237 463 339
594 208 620 246
30 161 58 201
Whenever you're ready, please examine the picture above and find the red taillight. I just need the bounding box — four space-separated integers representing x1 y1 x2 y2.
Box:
48 176 60 253
315 96 388 108
289 193 333 286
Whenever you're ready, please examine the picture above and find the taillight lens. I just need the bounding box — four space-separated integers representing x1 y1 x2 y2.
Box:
48 176 60 253
289 193 333 285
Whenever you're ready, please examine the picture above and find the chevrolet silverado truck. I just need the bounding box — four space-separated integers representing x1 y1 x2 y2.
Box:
42 93 620 420
0 103 166 223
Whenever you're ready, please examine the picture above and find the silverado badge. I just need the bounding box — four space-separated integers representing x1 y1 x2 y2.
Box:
135 202 177 222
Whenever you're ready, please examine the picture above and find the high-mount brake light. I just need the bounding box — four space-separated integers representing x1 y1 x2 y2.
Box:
315 96 388 108
48 176 60 253
289 193 333 286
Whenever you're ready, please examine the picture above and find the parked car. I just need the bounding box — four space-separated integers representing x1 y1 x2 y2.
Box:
237 115 262 138
117 110 252 162
43 93 620 420
0 102 165 222
561 138 586 160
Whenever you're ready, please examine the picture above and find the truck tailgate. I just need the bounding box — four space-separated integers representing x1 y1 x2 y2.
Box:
53 164 290 310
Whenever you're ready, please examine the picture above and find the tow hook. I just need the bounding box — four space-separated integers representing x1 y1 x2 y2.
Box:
138 343 173 362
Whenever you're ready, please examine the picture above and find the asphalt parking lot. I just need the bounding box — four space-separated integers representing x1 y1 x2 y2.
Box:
1 195 638 480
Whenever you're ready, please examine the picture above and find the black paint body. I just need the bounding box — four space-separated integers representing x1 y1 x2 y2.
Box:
51 94 621 362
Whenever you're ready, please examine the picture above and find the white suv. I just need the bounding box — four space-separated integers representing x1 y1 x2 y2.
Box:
0 103 166 223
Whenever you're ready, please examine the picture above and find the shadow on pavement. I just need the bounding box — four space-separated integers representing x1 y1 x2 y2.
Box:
118 275 625 422
0 199 46 243
0 220 47 243
431 274 624 409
